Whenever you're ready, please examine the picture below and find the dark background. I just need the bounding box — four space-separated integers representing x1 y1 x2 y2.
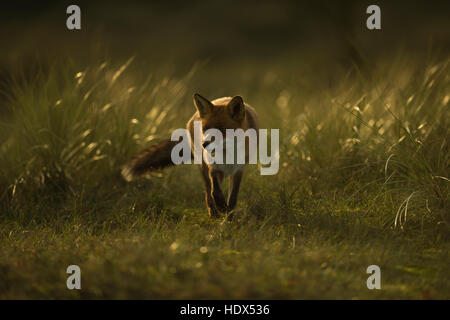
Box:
1 0 449 72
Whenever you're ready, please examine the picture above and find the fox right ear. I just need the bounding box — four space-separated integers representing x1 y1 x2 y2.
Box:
193 93 213 118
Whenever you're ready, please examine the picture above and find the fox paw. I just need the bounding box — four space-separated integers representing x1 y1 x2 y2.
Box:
215 202 228 213
207 205 221 218
212 195 228 213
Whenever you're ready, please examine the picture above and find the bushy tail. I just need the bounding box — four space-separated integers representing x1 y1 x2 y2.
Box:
121 139 180 181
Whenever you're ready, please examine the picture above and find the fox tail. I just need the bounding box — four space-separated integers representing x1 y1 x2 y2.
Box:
121 139 182 181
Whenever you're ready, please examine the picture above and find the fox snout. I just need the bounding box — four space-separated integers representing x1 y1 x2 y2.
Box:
202 139 220 158
202 131 224 153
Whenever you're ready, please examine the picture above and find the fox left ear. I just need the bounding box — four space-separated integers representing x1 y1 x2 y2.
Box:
227 96 245 121
193 93 214 118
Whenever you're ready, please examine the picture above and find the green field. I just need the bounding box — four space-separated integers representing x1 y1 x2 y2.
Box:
0 2 449 299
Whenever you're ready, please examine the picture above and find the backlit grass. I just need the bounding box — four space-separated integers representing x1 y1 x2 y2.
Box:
0 53 448 299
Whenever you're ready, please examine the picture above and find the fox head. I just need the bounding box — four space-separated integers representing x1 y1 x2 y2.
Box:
193 93 248 161
193 93 246 132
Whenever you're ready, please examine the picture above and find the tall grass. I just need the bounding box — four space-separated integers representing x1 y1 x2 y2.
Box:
0 55 449 299
0 59 196 221
0 56 448 232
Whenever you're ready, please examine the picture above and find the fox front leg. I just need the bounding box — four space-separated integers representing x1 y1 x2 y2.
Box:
199 164 220 217
205 192 219 217
227 170 243 211
211 170 227 213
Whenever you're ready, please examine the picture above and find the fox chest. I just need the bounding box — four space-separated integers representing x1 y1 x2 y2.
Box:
210 163 245 176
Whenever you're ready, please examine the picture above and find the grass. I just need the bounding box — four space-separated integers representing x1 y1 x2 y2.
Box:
0 51 449 299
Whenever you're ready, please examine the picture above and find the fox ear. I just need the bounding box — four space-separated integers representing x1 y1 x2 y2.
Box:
193 93 213 118
227 96 245 121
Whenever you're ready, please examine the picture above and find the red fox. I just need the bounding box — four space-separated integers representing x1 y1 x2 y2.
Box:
122 94 259 217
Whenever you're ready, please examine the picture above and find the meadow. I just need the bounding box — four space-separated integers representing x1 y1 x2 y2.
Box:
0 1 449 299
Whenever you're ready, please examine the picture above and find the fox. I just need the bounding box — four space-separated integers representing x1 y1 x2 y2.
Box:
121 93 259 217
